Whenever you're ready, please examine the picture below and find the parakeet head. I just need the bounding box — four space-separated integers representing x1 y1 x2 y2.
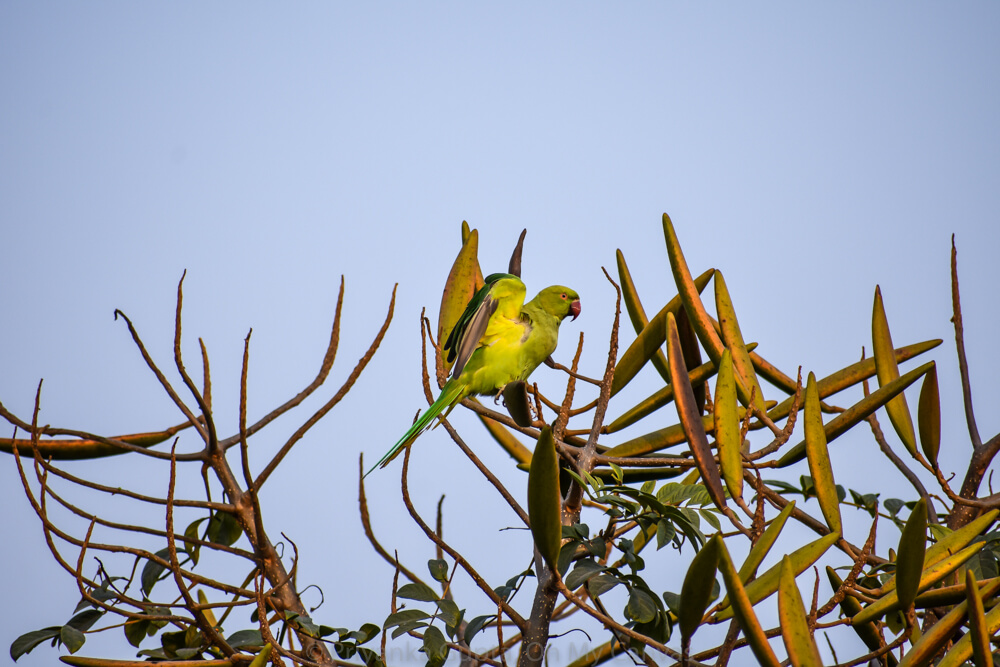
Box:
534 285 581 322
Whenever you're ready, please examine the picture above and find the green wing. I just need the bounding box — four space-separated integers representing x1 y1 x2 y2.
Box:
443 272 516 377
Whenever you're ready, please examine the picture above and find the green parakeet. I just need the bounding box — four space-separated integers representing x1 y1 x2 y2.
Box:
366 273 580 476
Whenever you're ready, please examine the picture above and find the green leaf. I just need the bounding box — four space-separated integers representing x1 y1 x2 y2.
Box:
565 559 606 590
699 509 721 532
609 463 623 483
124 617 151 648
136 648 169 659
435 598 462 629
183 517 207 566
207 510 243 547
160 627 190 658
335 640 358 660
226 629 264 649
10 627 61 662
58 625 85 655
289 613 322 638
583 536 607 559
357 646 385 667
349 623 380 645
884 498 905 516
421 625 450 667
66 609 103 633
625 588 657 624
662 591 681 616
464 615 494 645
384 609 430 630
588 574 620 598
656 519 676 550
141 548 172 597
397 582 440 602
75 577 123 612
428 559 449 583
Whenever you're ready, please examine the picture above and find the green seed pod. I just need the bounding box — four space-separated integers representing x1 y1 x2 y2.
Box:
527 426 562 571
716 539 780 667
916 365 940 467
872 285 917 457
679 535 721 649
804 372 842 536
716 532 839 621
714 349 743 502
715 270 765 412
895 498 928 612
667 312 726 511
778 557 822 667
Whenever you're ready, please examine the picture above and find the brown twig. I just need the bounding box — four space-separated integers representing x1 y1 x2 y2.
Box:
255 285 396 489
441 420 530 526
113 306 208 444
950 235 981 450
356 457 428 586
166 443 236 657
220 277 346 448
400 448 527 631
172 272 218 452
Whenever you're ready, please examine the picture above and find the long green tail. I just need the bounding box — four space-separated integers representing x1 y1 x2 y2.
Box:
364 380 465 477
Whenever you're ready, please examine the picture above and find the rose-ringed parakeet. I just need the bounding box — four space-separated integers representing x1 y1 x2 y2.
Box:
366 273 580 476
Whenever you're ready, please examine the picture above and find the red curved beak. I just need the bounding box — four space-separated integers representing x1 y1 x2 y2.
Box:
570 299 581 321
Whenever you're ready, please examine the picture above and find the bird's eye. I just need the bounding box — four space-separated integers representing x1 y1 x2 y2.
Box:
561 293 567 299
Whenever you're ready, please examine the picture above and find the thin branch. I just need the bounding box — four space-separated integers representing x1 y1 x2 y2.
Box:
38 478 255 562
441 419 530 526
356 457 428 586
255 285 396 488
865 410 938 524
0 400 205 461
950 235 982 449
166 443 236 656
555 581 690 664
173 271 219 453
220 277 347 448
400 447 527 631
113 307 208 444
239 329 269 555
18 443 230 510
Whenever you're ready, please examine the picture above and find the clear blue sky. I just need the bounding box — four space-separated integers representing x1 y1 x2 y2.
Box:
2 4 998 665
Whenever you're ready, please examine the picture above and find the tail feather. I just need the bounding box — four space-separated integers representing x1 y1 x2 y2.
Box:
364 381 465 478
